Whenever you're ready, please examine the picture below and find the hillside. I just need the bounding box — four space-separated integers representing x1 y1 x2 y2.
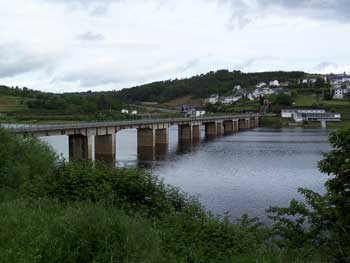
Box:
115 70 309 103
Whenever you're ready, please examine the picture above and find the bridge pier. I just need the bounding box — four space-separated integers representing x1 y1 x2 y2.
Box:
234 120 239 132
239 119 246 130
155 128 168 155
69 134 93 161
246 118 250 129
137 128 155 161
95 134 116 163
192 125 201 144
178 124 192 144
223 120 234 134
205 122 217 138
255 117 260 128
216 121 223 136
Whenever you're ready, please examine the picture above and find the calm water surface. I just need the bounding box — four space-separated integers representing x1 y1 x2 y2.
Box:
41 127 330 221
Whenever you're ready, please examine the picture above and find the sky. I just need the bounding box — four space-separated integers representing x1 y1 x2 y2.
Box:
0 0 350 93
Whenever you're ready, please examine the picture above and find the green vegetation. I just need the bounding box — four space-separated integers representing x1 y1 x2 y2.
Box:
1 126 350 262
116 70 306 103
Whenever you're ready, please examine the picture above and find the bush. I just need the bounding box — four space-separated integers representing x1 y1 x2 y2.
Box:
0 199 167 263
271 93 293 106
0 129 56 192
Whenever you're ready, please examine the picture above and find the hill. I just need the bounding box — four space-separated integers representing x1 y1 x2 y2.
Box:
115 70 308 103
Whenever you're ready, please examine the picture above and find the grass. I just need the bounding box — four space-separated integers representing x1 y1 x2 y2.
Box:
0 95 30 112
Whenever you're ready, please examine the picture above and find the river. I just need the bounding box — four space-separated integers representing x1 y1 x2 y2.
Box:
40 127 330 221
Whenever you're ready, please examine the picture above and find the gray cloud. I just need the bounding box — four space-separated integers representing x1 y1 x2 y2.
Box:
224 0 350 23
0 43 54 78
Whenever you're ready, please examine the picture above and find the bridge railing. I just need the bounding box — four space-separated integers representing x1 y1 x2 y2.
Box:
1 113 260 133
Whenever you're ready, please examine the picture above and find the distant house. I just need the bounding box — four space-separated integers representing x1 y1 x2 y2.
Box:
269 80 279 86
333 87 349 99
251 87 277 99
131 110 138 115
121 109 129 114
281 109 326 118
195 110 206 117
206 94 219 104
221 96 241 105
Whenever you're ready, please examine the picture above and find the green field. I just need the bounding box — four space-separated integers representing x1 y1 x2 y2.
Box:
0 95 30 112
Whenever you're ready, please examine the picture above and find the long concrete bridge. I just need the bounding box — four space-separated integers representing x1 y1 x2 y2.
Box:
3 114 260 162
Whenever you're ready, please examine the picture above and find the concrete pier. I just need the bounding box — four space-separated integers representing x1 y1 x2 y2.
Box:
178 124 192 143
155 128 168 155
223 120 234 134
234 120 239 132
205 122 217 138
95 134 116 163
239 119 246 130
69 135 93 161
192 125 201 144
137 128 155 161
216 122 223 136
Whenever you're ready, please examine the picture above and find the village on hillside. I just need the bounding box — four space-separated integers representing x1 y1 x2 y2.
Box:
179 73 350 122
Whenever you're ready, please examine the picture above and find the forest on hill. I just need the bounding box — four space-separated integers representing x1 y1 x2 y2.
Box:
116 70 308 103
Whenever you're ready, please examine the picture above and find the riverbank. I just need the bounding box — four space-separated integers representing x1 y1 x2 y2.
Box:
260 115 350 129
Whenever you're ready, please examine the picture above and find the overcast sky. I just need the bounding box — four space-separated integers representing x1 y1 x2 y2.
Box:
1 0 350 92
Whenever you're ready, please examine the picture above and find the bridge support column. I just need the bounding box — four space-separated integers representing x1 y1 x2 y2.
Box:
234 120 239 132
223 120 234 134
321 120 327 128
205 122 217 138
246 118 250 129
255 117 260 128
250 118 255 128
69 134 93 161
192 125 201 144
239 119 246 130
216 121 223 136
155 128 168 155
95 134 116 163
178 124 192 143
137 128 155 161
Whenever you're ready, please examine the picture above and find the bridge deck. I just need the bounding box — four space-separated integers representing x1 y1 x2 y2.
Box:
1 114 259 134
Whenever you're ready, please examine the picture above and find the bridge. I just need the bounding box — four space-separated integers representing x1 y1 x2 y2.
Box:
2 114 260 162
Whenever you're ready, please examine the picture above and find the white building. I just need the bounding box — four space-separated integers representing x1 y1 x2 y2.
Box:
333 87 349 99
269 80 279 86
131 110 138 115
207 94 219 104
121 109 129 114
281 109 326 118
221 96 241 105
195 110 206 117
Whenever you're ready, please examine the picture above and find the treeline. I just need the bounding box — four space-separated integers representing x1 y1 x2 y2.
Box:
115 70 307 103
0 85 124 113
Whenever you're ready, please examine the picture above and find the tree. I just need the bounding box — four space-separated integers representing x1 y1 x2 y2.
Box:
271 93 293 106
268 128 350 262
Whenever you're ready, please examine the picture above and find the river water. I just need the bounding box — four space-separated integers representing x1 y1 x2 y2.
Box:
40 127 330 221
